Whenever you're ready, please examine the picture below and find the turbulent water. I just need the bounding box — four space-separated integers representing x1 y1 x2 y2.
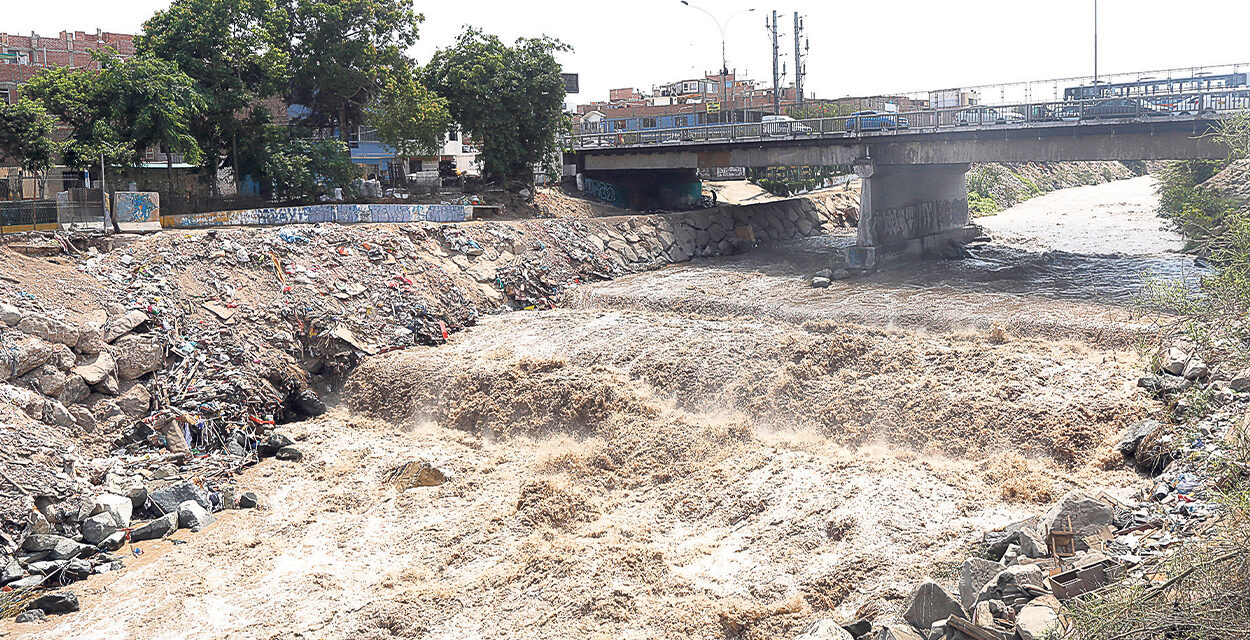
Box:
23 176 1183 640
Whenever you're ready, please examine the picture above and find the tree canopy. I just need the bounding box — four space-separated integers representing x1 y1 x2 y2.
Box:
138 0 289 187
22 50 204 170
285 0 421 142
0 99 57 172
423 28 569 183
368 66 451 160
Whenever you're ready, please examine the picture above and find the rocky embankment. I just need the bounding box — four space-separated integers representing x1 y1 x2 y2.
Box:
0 193 851 622
969 162 1145 214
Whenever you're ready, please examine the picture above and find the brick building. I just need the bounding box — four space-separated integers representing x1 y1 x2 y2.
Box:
0 29 136 104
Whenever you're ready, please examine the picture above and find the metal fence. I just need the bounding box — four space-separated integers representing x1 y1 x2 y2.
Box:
0 176 107 233
570 90 1250 151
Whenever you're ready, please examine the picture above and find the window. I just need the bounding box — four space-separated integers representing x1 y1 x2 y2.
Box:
675 116 689 127
642 118 657 129
0 89 9 105
2 50 30 65
447 126 458 141
612 120 627 131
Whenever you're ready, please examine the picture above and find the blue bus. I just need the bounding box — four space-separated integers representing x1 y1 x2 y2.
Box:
1064 73 1248 101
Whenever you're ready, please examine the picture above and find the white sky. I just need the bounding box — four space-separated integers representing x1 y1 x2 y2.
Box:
8 0 1250 106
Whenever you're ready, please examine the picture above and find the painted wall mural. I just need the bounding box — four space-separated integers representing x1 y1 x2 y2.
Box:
115 192 160 223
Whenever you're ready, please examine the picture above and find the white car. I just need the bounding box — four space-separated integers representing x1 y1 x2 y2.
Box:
762 115 815 135
954 106 1025 126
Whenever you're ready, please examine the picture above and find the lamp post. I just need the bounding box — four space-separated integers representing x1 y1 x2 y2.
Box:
680 2 756 123
1093 0 1099 88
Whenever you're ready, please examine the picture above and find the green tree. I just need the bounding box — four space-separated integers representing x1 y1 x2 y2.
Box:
262 129 360 201
368 67 451 171
24 51 205 171
284 0 421 143
138 0 289 194
423 28 570 184
0 99 56 172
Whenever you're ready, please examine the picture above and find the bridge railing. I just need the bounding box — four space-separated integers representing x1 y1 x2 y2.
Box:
570 90 1250 151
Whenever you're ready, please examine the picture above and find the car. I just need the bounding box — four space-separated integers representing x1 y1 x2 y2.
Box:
1078 98 1167 119
761 115 814 135
845 110 910 132
953 106 1026 126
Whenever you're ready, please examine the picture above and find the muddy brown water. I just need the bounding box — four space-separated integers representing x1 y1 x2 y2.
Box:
18 176 1182 640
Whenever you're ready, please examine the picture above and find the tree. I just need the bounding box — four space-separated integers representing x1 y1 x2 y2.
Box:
138 0 289 194
23 51 205 171
423 28 570 184
284 0 421 143
0 99 56 172
261 130 360 201
367 66 451 173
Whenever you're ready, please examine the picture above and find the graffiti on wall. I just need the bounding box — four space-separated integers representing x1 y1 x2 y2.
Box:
115 192 160 223
161 203 475 229
583 178 623 207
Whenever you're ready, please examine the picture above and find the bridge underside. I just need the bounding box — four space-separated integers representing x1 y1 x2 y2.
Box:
577 120 1224 263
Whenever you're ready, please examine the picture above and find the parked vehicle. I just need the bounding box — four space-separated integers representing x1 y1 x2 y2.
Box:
953 106 1026 125
845 110 910 132
762 115 814 135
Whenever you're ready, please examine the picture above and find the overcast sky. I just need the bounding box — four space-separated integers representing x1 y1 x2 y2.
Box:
8 0 1250 105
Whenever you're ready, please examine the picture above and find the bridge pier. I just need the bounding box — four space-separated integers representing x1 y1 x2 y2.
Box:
849 162 981 268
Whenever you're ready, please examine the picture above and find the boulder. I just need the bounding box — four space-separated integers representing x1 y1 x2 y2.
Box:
1041 491 1114 552
1117 419 1163 459
15 609 45 623
28 592 79 615
275 446 304 462
21 534 87 560
1159 347 1190 375
58 374 90 405
130 512 178 542
959 558 1004 608
1 557 24 584
98 531 127 552
238 492 259 509
47 401 76 429
1230 369 1250 393
1016 599 1062 640
72 351 117 386
290 388 326 417
974 564 1045 610
842 619 872 638
902 579 967 632
257 432 295 458
103 310 149 342
795 619 854 640
149 480 212 514
812 276 832 288
16 314 81 348
75 323 106 355
0 302 23 326
1182 358 1209 380
3 336 55 380
177 500 216 532
385 460 447 490
114 383 152 417
81 512 121 545
101 470 148 510
91 493 134 528
832 269 851 280
24 364 67 397
112 334 165 380
872 626 923 640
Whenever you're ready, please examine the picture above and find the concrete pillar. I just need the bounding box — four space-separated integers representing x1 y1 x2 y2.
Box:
853 162 978 264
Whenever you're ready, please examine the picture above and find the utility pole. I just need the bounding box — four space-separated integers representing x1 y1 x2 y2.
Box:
1093 0 1099 89
768 10 781 115
793 12 807 109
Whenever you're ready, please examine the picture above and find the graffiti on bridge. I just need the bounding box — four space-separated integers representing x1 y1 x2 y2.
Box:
583 178 623 207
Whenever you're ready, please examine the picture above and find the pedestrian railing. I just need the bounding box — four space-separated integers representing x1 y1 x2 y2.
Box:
569 90 1250 151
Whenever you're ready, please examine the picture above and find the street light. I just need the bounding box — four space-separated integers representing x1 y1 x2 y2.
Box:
680 2 756 123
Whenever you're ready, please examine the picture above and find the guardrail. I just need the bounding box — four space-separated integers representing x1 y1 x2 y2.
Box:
570 90 1250 151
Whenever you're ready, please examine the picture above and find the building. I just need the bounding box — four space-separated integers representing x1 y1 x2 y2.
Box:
0 29 135 105
574 71 803 133
348 125 479 183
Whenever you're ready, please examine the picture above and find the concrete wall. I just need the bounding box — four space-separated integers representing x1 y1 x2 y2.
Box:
160 203 475 229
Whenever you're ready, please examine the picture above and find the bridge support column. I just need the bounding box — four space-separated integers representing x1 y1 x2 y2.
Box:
848 162 980 268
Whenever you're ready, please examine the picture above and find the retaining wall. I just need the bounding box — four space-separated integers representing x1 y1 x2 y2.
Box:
159 203 475 229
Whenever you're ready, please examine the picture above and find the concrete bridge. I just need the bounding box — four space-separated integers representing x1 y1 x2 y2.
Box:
571 92 1242 264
